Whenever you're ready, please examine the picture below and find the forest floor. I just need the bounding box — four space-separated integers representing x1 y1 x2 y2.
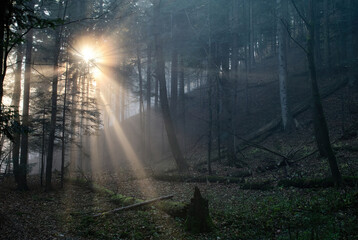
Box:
1 140 358 240
1 51 358 239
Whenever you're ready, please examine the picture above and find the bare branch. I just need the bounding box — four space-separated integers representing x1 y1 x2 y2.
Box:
280 18 308 54
290 0 310 29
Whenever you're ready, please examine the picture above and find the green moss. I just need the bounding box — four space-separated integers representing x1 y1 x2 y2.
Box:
110 194 142 205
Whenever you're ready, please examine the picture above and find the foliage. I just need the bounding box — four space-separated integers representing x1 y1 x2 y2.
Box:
0 105 28 141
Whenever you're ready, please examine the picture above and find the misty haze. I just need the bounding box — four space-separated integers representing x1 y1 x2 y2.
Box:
0 0 358 239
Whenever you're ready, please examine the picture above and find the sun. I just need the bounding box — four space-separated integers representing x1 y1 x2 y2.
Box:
81 45 96 62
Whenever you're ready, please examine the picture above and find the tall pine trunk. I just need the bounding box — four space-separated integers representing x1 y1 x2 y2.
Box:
154 1 188 171
306 0 342 186
11 45 23 185
170 49 178 117
277 0 293 131
18 29 33 191
46 1 66 191
146 43 152 161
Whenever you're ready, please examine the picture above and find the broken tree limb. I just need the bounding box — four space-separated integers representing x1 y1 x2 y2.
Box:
93 195 174 217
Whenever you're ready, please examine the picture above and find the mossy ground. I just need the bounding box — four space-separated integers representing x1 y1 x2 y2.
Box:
1 175 357 239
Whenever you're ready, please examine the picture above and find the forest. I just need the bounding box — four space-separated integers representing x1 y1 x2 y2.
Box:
0 0 358 239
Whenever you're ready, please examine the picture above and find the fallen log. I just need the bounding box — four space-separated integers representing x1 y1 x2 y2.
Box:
242 77 349 144
93 195 174 217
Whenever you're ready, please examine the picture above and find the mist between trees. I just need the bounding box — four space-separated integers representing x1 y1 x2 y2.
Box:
0 0 357 195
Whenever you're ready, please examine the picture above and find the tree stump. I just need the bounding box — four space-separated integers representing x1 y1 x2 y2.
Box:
185 186 214 233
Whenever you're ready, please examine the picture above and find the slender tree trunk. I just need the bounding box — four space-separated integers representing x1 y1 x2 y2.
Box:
248 0 254 70
221 42 236 165
307 0 342 186
45 38 60 191
11 44 23 185
146 43 152 161
155 69 159 108
323 0 331 70
345 0 355 86
41 109 45 187
61 54 69 188
137 46 145 159
46 1 66 191
170 49 178 117
277 0 293 131
0 0 11 109
18 29 33 191
179 55 185 119
207 0 213 175
231 0 239 153
215 45 222 163
70 71 78 174
154 1 188 171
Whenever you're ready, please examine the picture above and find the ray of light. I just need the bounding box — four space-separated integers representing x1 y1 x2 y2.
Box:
99 92 157 198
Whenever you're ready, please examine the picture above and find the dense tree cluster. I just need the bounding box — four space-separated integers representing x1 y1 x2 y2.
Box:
0 0 357 189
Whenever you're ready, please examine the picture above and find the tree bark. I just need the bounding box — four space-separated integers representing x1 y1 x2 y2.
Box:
170 49 178 117
146 42 152 161
207 1 213 175
0 0 11 109
18 29 33 191
137 46 145 159
61 54 69 188
46 1 66 191
11 44 23 185
221 41 236 165
154 1 188 171
307 0 342 186
323 0 331 70
277 0 293 131
248 0 254 70
45 36 60 191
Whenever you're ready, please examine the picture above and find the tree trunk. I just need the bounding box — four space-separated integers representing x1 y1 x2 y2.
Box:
207 1 213 175
137 46 145 159
307 0 342 186
11 44 23 185
221 42 236 165
179 55 185 119
0 0 11 109
323 0 331 70
45 37 60 191
70 71 78 173
41 109 45 186
248 0 254 70
46 0 66 190
18 29 33 191
154 1 188 171
170 49 178 117
146 43 152 161
345 0 355 86
277 0 293 131
61 54 69 188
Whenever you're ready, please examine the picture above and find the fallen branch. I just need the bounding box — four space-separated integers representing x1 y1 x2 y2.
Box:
242 78 349 144
93 195 174 217
234 134 289 160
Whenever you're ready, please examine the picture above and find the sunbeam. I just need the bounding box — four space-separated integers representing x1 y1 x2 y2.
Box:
99 92 157 198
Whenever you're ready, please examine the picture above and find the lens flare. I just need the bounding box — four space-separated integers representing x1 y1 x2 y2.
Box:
81 45 96 62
